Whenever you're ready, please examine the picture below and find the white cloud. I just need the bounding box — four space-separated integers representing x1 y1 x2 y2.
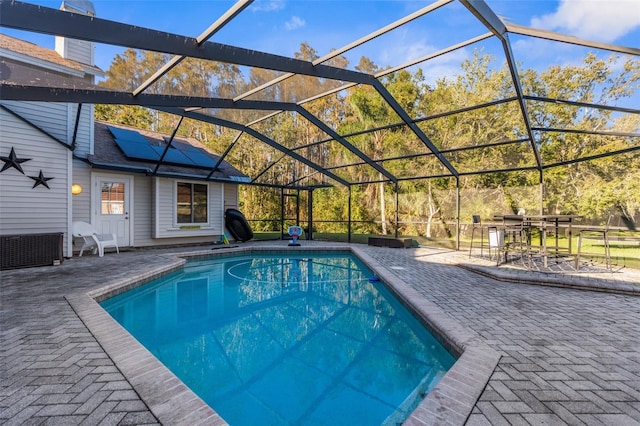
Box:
284 16 305 31
512 37 586 69
374 28 436 66
418 49 471 84
374 37 470 84
403 41 434 63
377 28 469 70
251 0 285 13
530 0 640 42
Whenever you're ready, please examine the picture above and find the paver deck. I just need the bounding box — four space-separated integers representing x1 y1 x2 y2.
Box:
1 241 639 425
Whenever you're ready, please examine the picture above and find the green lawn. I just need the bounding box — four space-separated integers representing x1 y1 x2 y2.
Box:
253 231 640 269
562 235 639 269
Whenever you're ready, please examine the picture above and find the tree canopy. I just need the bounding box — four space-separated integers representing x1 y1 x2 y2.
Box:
96 44 640 234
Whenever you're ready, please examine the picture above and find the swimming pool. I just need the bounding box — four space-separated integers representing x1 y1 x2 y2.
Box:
100 252 455 425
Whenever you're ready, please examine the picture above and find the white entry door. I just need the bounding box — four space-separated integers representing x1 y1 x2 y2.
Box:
93 174 132 247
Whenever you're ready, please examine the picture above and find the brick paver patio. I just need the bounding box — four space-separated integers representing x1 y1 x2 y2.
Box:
1 242 639 425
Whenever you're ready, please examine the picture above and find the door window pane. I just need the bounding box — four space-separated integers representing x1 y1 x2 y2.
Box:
101 182 125 215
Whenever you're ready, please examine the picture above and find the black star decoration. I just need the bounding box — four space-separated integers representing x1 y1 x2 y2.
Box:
29 170 54 189
1 147 31 174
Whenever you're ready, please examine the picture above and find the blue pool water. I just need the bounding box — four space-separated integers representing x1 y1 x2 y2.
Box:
101 252 455 425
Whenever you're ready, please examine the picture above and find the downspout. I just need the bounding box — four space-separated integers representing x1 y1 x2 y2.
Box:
70 103 83 151
69 103 82 258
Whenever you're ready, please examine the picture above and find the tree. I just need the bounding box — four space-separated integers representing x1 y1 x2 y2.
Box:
524 53 640 217
94 42 640 239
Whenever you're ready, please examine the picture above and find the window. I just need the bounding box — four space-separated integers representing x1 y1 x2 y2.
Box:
177 182 208 224
101 182 125 215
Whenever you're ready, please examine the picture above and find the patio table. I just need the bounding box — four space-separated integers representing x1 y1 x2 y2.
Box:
494 214 582 267
525 214 582 256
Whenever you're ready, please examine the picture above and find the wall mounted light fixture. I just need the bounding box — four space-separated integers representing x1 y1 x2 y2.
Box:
71 183 82 195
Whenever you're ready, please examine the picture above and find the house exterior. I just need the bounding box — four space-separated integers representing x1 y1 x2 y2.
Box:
84 121 247 249
0 4 247 265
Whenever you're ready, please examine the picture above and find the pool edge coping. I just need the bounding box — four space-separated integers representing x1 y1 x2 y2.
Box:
351 246 501 425
66 255 225 426
67 245 500 426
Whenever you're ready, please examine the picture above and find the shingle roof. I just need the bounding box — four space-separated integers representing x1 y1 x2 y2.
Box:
0 33 101 74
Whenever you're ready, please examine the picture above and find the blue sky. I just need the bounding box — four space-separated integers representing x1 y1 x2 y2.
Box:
2 0 640 82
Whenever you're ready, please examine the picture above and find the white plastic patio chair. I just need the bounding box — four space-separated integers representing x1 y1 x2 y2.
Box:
72 221 119 257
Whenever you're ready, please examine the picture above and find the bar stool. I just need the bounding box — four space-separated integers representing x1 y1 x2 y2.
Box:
503 216 532 268
538 221 549 267
575 215 612 270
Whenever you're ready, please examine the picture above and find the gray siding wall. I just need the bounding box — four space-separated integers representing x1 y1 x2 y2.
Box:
55 36 93 66
0 108 71 255
71 160 92 222
133 175 153 247
70 104 94 157
154 177 223 239
129 176 224 247
2 101 71 145
1 102 92 156
223 183 239 210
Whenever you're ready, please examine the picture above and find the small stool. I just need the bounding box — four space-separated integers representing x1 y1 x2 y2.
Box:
469 215 485 258
503 220 532 268
575 216 612 270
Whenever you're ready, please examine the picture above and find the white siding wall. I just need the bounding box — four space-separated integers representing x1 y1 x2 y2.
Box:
55 36 93 66
210 182 224 235
151 177 223 242
224 183 239 210
2 102 92 156
223 183 240 235
0 108 71 255
71 160 92 222
2 101 71 145
69 104 94 157
133 176 154 247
